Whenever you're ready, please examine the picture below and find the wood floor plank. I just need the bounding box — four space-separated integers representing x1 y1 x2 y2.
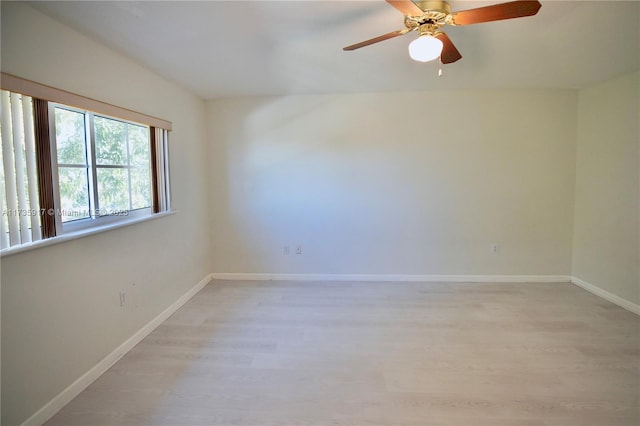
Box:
45 281 639 426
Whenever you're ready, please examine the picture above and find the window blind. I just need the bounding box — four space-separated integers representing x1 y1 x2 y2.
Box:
151 127 171 213
1 90 42 249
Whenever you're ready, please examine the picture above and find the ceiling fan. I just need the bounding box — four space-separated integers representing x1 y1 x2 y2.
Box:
343 0 542 64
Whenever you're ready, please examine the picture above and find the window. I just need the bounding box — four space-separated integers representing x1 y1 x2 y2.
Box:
0 73 172 252
50 105 153 230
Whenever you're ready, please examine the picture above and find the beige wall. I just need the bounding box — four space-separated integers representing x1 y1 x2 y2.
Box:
573 71 640 305
207 90 578 276
1 3 211 425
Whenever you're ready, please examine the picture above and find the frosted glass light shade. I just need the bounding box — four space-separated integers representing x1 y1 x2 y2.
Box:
408 35 443 62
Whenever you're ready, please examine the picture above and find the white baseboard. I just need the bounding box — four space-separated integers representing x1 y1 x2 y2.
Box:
211 273 571 283
571 276 640 315
21 273 213 426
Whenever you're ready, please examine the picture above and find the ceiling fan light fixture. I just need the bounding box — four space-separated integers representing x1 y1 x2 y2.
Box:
408 34 443 62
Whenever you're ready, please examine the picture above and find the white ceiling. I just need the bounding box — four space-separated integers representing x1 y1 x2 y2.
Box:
31 1 639 99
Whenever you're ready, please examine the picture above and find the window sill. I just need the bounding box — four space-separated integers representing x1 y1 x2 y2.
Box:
0 210 176 258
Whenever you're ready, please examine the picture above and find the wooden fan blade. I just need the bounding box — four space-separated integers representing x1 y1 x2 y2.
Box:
435 32 462 64
452 0 541 26
386 0 424 17
343 29 410 51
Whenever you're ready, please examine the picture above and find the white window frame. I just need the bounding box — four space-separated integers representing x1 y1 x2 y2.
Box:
48 102 153 234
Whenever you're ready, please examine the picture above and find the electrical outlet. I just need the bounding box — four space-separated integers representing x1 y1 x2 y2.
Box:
283 246 290 255
119 291 126 307
491 244 498 254
295 245 302 255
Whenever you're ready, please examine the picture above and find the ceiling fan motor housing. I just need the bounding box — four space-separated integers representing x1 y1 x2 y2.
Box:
405 0 454 32
415 0 452 16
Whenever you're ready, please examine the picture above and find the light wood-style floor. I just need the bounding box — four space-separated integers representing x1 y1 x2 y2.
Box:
46 280 639 426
